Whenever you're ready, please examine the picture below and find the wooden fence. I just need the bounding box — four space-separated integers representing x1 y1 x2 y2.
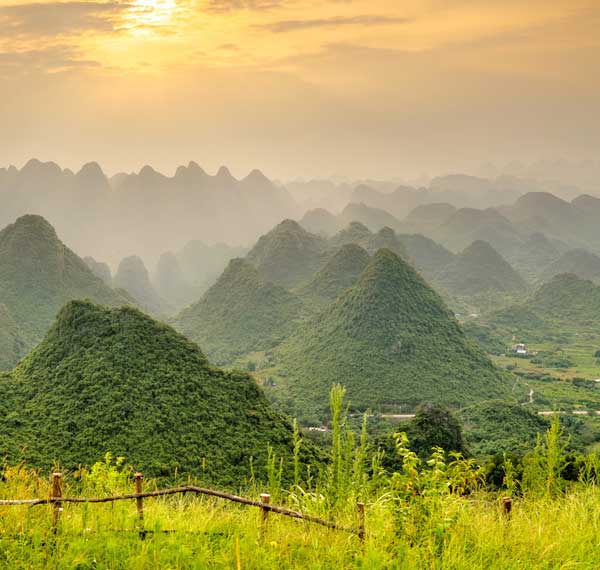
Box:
0 472 366 541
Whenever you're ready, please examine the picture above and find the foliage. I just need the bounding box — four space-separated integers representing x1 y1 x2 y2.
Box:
175 259 305 365
0 215 130 367
460 401 549 456
433 240 526 297
407 403 467 458
245 219 328 288
0 303 25 370
0 301 320 486
300 243 370 304
1 391 600 568
274 249 514 421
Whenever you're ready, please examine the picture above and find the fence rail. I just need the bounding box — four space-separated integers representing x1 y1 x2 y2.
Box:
0 472 365 540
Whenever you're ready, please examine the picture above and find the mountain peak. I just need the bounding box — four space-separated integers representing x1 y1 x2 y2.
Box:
243 169 269 184
8 214 58 239
246 220 327 287
77 161 104 177
302 243 370 301
276 246 510 418
1 300 311 483
216 165 236 181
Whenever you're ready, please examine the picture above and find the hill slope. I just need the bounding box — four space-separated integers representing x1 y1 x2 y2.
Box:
83 256 112 286
114 255 170 317
275 249 512 420
246 220 327 288
540 249 600 283
300 244 370 303
0 215 129 361
0 304 24 370
435 240 526 296
460 401 549 456
175 259 304 365
0 301 313 484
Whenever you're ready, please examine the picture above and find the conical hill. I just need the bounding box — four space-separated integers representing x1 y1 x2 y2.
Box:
0 301 315 485
275 249 511 420
175 259 304 365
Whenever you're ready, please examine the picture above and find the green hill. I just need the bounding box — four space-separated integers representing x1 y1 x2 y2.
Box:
367 227 407 258
175 259 304 365
529 273 600 322
504 233 563 283
0 215 129 363
299 208 339 236
540 249 600 284
0 301 315 485
0 304 24 370
396 234 455 280
460 401 549 456
300 244 370 303
434 240 526 296
83 256 112 286
433 207 522 255
330 221 372 249
466 273 600 349
330 223 407 258
274 249 512 420
246 220 328 288
337 203 402 232
114 255 171 317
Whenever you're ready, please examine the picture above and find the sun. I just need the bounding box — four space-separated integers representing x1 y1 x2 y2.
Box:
127 0 178 31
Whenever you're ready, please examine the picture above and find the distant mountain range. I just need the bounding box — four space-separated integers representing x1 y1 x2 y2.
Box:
0 159 297 267
4 159 598 275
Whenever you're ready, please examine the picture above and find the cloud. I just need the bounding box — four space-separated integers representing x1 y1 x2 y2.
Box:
0 45 100 75
256 14 411 33
206 0 282 13
0 1 129 37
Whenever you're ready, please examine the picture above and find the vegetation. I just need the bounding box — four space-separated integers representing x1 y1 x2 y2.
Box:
540 248 600 283
0 303 24 370
245 219 328 288
396 233 455 282
504 233 563 282
2 390 600 568
0 215 130 367
300 243 370 304
0 301 317 485
435 240 526 296
175 259 305 365
273 249 514 421
460 401 550 456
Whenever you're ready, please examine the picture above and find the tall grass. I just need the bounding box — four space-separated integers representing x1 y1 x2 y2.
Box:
2 387 600 569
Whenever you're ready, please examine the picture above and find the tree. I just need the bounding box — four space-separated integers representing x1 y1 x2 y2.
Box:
408 403 467 458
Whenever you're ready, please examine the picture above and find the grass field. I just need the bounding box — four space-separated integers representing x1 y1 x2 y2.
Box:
3 393 600 569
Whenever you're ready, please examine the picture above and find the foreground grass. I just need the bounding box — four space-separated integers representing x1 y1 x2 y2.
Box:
3 387 600 569
3 485 600 569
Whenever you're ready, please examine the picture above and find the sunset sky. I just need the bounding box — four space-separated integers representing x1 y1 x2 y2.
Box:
1 0 599 179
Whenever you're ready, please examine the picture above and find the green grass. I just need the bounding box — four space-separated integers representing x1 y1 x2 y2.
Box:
3 391 600 568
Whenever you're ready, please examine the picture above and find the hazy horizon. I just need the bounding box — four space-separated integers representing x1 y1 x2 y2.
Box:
2 0 599 180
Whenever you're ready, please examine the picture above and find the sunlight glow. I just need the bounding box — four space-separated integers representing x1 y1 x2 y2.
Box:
126 0 178 32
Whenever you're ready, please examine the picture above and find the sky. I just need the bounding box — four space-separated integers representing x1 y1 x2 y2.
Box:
1 0 599 180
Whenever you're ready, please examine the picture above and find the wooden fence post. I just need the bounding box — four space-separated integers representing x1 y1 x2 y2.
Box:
357 502 365 543
260 493 270 538
51 473 62 534
501 496 512 519
134 472 145 537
